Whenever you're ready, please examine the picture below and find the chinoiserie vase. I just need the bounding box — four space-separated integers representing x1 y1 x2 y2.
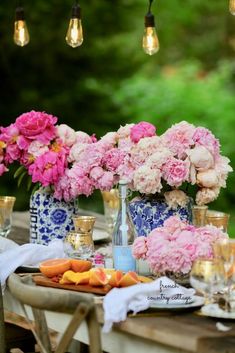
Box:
129 195 192 237
29 188 77 245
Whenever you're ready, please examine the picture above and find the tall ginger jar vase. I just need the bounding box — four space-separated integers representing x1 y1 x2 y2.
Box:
129 194 193 236
29 188 76 245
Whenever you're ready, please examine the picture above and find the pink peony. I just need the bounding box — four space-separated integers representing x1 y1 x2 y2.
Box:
196 187 220 205
188 145 214 171
76 131 94 144
28 150 67 186
214 156 233 188
162 121 195 159
133 165 162 194
132 236 148 259
164 190 189 209
117 123 135 139
103 148 125 172
15 110 57 144
162 157 189 187
193 127 220 159
163 216 188 234
130 121 156 143
197 169 218 188
57 124 77 147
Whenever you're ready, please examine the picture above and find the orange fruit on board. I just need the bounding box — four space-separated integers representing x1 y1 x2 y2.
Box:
89 268 109 286
39 258 71 278
118 271 140 287
70 259 92 273
108 270 123 287
60 270 90 285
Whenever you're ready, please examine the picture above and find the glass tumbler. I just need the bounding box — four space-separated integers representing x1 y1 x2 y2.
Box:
205 210 230 233
64 230 94 259
0 196 16 238
101 189 119 238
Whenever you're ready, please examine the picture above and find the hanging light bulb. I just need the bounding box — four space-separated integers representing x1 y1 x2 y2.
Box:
14 6 30 47
229 0 235 15
142 0 160 56
66 2 83 48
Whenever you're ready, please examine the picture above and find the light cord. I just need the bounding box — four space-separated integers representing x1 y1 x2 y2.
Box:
148 0 154 13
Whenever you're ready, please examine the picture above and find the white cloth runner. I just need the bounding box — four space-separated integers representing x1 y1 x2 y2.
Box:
0 238 66 289
103 276 195 333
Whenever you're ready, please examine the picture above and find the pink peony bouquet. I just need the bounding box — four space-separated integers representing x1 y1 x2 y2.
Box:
132 216 228 274
0 111 123 200
113 121 232 206
0 113 232 205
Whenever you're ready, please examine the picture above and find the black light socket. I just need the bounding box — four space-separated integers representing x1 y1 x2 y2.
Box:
71 3 81 19
145 12 155 27
15 6 25 21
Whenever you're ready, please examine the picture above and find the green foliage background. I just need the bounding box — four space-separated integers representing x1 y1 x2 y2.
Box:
0 0 234 232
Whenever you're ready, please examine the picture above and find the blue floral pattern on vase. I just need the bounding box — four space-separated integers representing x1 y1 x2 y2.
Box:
129 196 192 237
29 189 76 245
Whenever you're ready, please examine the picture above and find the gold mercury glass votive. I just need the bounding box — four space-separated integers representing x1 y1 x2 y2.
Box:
192 205 208 227
205 210 230 233
0 196 16 238
64 230 94 259
72 216 96 233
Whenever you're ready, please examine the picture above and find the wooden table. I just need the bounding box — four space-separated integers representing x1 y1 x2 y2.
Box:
4 222 235 353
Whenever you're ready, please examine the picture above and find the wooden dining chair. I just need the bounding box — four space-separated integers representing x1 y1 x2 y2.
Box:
1 282 36 353
7 273 102 353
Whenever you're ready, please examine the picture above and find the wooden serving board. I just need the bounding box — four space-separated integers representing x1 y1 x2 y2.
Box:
33 275 111 295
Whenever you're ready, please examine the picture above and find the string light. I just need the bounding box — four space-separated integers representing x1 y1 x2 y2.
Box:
66 1 83 48
13 4 30 47
229 0 235 15
142 0 160 56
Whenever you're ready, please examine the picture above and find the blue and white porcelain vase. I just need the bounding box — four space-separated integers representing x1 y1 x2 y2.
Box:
129 195 192 237
29 188 77 245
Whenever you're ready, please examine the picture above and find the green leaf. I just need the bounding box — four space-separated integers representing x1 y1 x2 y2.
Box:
14 166 26 179
26 176 32 191
17 171 27 187
31 183 40 195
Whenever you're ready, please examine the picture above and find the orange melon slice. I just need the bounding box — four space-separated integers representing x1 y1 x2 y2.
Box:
39 258 71 278
118 271 140 287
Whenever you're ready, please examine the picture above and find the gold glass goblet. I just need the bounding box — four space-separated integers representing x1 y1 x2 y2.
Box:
213 239 235 311
190 259 225 305
192 205 208 227
205 210 230 233
72 216 96 233
64 230 94 259
0 196 16 238
101 189 119 238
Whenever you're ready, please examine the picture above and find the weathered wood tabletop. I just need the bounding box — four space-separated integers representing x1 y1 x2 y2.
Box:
5 215 235 353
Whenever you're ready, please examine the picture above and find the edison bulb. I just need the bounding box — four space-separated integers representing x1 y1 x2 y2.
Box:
143 27 159 56
66 18 83 48
229 0 235 15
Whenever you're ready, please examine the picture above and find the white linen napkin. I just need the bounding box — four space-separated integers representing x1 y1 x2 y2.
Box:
0 239 66 289
102 276 195 333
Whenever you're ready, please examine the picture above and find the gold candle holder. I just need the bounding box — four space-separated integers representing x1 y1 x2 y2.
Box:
192 205 208 227
72 216 96 233
64 230 94 259
206 210 230 233
0 196 16 238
